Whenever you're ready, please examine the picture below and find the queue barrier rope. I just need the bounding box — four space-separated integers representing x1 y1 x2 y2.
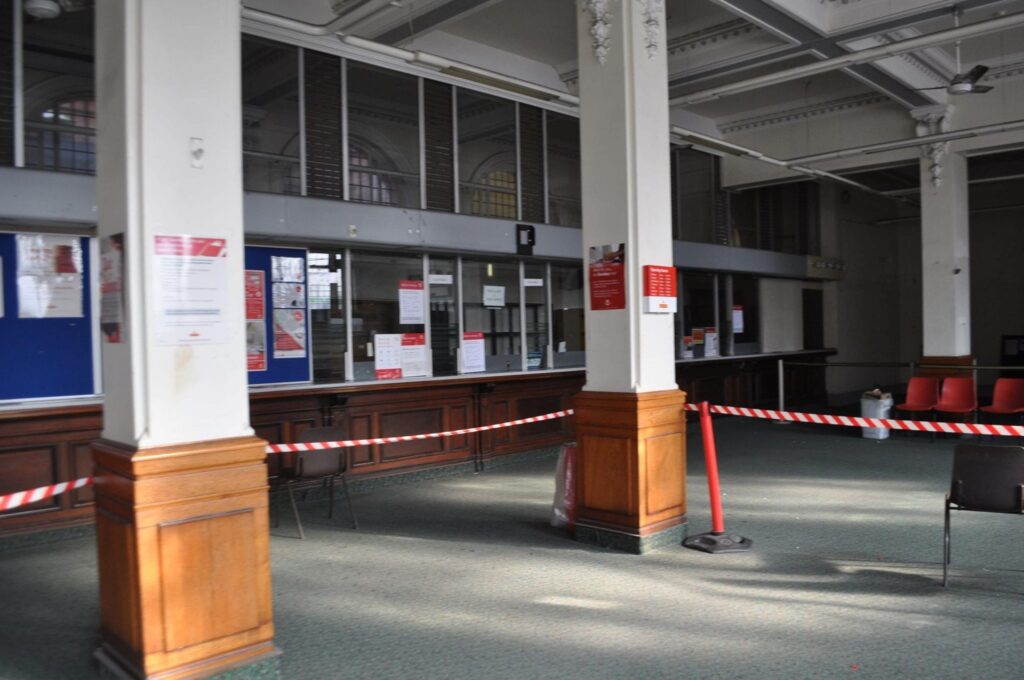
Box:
4 404 1023 513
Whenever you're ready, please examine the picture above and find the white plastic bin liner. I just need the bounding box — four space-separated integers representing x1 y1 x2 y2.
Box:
860 392 893 440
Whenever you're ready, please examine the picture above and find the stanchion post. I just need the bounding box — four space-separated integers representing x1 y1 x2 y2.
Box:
775 359 791 426
682 401 752 553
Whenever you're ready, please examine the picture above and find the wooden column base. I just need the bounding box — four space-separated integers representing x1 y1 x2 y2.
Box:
92 436 279 679
572 389 687 554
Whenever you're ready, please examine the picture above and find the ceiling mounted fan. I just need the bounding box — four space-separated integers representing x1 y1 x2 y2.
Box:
916 8 994 95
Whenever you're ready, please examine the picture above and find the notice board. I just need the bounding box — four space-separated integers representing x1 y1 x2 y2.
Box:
0 233 96 401
244 245 311 386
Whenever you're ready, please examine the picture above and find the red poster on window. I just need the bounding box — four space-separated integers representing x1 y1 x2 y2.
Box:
588 243 626 311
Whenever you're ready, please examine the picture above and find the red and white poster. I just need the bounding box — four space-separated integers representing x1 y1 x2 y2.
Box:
462 331 486 374
245 270 266 371
588 243 625 311
374 333 402 380
273 309 306 359
399 280 425 325
642 265 677 314
732 305 745 334
16 233 84 319
153 234 228 345
100 234 125 343
400 332 428 378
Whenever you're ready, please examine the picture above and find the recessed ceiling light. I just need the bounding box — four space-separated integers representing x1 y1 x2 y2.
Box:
24 0 62 19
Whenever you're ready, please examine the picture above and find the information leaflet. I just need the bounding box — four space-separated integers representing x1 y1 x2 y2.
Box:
99 234 125 342
16 233 84 319
704 328 719 358
588 243 625 311
400 333 428 378
732 305 744 334
273 309 306 359
374 333 403 380
399 280 425 324
270 251 308 360
152 234 228 345
245 270 266 371
482 285 505 308
462 331 486 373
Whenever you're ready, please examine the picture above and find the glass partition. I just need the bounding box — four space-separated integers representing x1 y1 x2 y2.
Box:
351 252 425 381
672 147 715 243
551 263 585 367
23 6 95 173
680 271 718 359
462 259 521 373
429 256 458 376
347 62 420 208
523 263 549 370
242 37 300 195
546 113 581 228
309 250 347 382
458 90 517 218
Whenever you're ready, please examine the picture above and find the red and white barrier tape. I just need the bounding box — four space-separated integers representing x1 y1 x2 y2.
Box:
0 476 93 512
265 409 575 453
688 402 1024 437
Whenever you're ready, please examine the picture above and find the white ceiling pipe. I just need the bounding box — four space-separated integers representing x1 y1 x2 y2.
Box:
240 7 359 35
785 118 1024 164
672 10 1024 106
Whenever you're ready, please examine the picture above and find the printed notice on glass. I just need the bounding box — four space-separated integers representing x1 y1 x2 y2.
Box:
704 328 719 358
273 309 307 359
308 269 339 310
732 305 744 334
428 274 453 285
100 234 126 343
588 243 625 311
401 333 428 378
399 280 425 325
153 235 228 345
16 233 84 318
271 255 305 283
272 282 306 309
374 333 402 380
462 331 486 374
482 285 505 308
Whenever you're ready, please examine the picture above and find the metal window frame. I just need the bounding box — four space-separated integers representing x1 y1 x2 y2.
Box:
455 255 465 373
418 77 426 210
515 102 522 222
422 252 432 376
13 0 24 167
452 86 460 214
545 261 554 368
518 259 527 372
341 57 350 201
344 247 354 381
542 110 550 225
297 47 308 196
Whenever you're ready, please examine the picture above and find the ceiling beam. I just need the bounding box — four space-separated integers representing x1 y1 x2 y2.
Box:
371 0 503 44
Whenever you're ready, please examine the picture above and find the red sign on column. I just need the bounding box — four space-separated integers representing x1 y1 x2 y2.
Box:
588 243 626 311
642 265 677 313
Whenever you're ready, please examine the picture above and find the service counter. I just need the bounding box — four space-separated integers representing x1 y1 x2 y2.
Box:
0 369 585 538
676 349 835 408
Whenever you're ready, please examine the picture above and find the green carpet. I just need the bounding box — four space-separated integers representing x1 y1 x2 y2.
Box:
1 418 1022 679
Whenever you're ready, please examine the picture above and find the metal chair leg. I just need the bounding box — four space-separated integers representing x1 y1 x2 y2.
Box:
341 473 358 530
286 482 305 540
943 502 951 587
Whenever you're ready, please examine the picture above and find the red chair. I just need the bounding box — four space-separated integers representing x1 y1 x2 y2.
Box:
980 378 1024 417
894 377 940 414
934 377 977 418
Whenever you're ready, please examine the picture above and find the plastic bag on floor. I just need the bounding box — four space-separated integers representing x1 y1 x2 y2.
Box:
550 443 577 530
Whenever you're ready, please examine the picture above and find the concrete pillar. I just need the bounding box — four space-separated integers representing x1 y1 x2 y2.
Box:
573 0 686 553
93 1 278 677
920 150 970 358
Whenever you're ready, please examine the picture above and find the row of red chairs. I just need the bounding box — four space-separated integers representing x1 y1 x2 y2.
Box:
895 377 1024 418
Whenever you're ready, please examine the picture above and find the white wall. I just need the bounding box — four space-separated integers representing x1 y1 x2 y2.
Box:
759 278 804 353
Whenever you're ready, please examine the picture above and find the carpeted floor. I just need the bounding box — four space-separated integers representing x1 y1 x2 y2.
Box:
1 418 1022 679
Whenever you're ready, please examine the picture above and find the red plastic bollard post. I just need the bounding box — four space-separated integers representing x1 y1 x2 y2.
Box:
699 400 726 535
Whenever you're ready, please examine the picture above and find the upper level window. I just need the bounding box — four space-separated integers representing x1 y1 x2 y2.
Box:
242 36 300 195
25 96 95 173
545 113 581 228
349 144 396 206
458 90 517 219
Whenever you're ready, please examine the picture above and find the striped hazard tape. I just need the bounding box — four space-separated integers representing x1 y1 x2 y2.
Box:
0 476 93 513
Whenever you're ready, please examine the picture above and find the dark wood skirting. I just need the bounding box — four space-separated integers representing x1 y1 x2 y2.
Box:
0 372 585 537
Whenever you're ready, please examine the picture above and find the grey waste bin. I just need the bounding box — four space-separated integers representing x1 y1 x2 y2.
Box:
860 392 893 440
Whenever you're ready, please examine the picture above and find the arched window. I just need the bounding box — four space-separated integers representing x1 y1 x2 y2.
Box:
470 168 517 219
349 144 396 206
25 97 96 174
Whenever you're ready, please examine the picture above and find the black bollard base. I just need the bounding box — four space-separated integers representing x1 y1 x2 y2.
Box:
683 531 753 554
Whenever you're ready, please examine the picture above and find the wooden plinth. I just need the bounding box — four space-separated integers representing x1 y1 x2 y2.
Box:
91 436 279 679
572 390 687 553
919 355 975 377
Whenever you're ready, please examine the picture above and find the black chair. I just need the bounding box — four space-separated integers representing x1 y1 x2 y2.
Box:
278 427 358 540
944 443 1024 586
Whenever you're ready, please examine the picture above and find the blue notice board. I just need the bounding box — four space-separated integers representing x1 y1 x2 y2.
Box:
0 233 95 401
245 245 311 386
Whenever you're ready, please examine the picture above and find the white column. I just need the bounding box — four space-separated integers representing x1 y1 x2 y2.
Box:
97 0 251 447
577 0 676 393
920 151 970 357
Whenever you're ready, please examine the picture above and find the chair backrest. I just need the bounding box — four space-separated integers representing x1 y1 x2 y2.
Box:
990 378 1024 410
950 443 1024 513
293 426 348 478
906 377 940 406
939 376 976 409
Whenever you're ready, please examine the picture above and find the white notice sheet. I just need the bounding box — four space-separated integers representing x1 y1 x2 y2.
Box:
16 233 84 319
399 281 425 325
462 331 486 373
152 235 229 345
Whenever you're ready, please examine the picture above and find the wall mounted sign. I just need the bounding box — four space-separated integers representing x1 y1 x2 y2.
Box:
588 243 625 311
642 264 676 313
152 234 227 345
483 285 505 308
273 309 306 359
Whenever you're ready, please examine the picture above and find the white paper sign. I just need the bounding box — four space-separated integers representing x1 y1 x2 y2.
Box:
400 333 428 378
16 233 84 318
732 305 744 334
153 235 229 345
308 270 340 310
374 333 403 379
399 281 425 325
462 331 486 373
704 329 719 358
271 255 305 283
100 234 125 343
272 282 306 309
273 309 307 358
523 278 544 287
428 274 453 285
483 285 505 308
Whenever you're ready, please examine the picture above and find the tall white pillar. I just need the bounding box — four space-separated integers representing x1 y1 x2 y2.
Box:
920 150 970 357
572 0 687 554
93 2 277 677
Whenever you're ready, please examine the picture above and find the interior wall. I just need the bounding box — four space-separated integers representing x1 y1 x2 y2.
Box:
970 208 1024 384
759 278 803 353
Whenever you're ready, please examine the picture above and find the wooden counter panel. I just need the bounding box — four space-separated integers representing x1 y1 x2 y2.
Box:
0 445 60 515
